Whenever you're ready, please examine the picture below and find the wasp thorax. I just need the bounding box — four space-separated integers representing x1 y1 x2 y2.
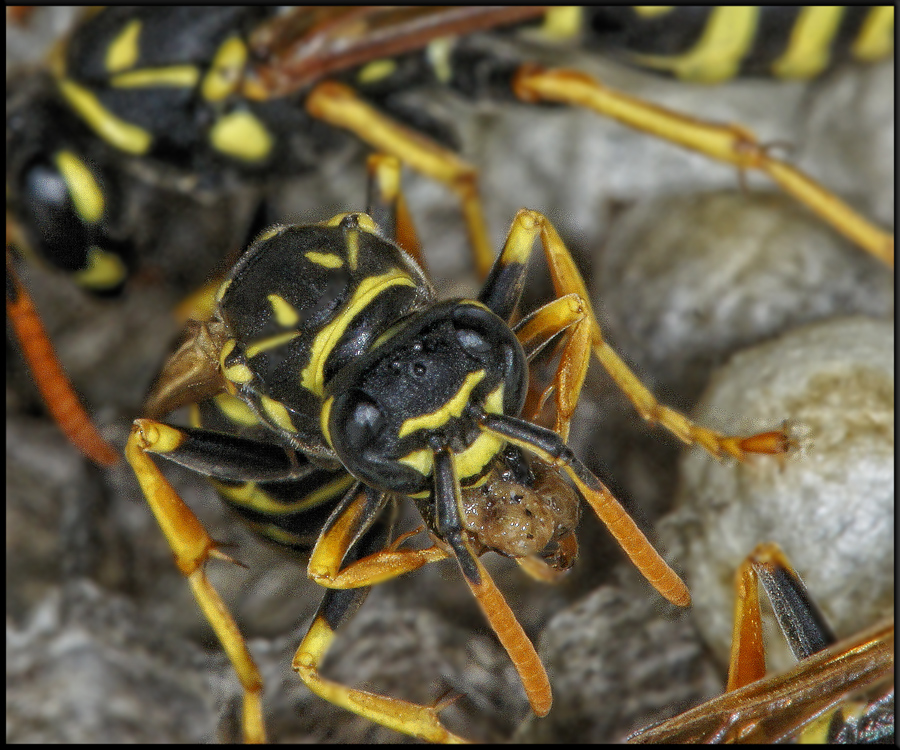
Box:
326 300 528 495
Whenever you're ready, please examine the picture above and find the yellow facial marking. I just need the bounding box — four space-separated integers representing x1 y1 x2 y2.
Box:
55 150 104 223
631 6 760 83
261 395 296 434
105 19 142 73
397 448 433 477
267 294 300 327
454 431 506 484
72 246 128 291
301 270 416 396
772 7 844 79
398 370 486 438
58 79 152 154
213 393 259 427
245 331 300 360
110 66 200 88
484 383 505 414
304 251 344 269
201 36 248 101
209 110 273 162
357 58 397 85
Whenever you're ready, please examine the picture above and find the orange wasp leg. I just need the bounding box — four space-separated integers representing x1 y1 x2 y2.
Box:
6 254 119 465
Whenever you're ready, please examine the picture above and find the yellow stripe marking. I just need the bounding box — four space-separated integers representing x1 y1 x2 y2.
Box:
301 270 416 396
426 38 454 84
215 277 232 302
357 59 397 85
223 362 254 384
58 79 152 154
255 225 285 244
215 473 354 514
55 150 104 223
261 395 296 434
772 7 844 79
209 110 273 162
267 294 300 327
320 396 335 449
852 6 894 62
540 7 583 40
110 66 200 88
304 251 343 269
245 331 300 359
345 229 360 270
398 370 486 438
633 7 673 19
632 7 760 83
105 19 141 73
202 36 248 102
72 246 128 291
213 393 260 427
398 448 433 477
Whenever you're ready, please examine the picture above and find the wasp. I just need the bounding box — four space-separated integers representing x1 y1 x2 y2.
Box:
6 7 894 468
628 542 894 744
4 8 892 742
120 151 792 741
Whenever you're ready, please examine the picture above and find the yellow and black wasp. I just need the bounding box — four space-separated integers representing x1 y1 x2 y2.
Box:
6 6 894 466
628 543 894 744
5 6 893 743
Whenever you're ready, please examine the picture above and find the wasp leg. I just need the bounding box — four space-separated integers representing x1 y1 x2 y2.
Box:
306 81 494 277
728 542 841 692
512 66 894 268
480 413 690 607
433 448 553 718
6 254 119 466
295 484 464 742
513 293 591 443
307 483 451 590
483 209 790 460
366 153 425 270
125 419 266 743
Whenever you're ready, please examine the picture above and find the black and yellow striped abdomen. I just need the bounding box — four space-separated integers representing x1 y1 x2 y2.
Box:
583 6 893 83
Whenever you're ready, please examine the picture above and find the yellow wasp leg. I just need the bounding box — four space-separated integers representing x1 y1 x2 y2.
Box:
126 419 265 744
502 209 790 460
306 81 495 278
307 490 451 589
513 66 894 268
366 153 426 270
293 613 468 744
296 488 464 743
